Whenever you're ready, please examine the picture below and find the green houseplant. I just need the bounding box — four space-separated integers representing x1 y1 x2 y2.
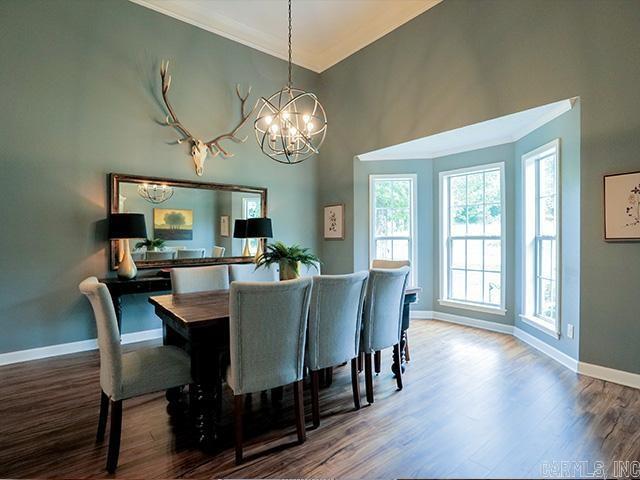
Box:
255 241 320 280
135 238 166 252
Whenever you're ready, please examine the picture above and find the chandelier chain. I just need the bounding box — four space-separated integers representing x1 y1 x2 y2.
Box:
288 0 292 89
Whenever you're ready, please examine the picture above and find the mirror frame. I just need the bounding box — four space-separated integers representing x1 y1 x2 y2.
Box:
109 173 267 270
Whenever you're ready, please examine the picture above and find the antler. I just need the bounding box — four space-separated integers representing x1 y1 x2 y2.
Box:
160 60 195 144
204 84 256 158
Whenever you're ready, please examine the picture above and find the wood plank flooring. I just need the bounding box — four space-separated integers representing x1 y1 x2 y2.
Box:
1 320 639 479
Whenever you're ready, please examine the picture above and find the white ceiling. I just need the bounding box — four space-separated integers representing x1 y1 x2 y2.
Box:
130 0 442 73
357 98 577 161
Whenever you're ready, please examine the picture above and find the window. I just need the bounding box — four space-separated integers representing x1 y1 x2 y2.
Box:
242 197 261 255
439 163 506 314
369 174 417 286
521 139 560 336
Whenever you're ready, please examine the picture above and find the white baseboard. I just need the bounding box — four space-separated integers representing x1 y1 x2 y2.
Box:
578 361 640 390
513 327 579 372
411 310 639 390
0 328 163 366
411 310 513 334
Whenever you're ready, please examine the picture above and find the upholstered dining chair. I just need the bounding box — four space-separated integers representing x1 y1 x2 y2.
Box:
145 250 176 261
176 248 206 259
229 263 279 282
212 245 225 257
370 259 412 370
171 265 230 294
78 277 192 473
307 272 369 427
227 278 313 464
131 251 145 262
361 266 410 404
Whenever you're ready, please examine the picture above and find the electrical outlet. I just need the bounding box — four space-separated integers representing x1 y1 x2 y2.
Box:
567 324 574 339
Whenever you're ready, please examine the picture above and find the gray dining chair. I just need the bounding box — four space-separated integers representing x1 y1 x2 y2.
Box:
229 263 279 282
307 272 369 427
78 277 192 473
227 278 312 464
145 250 176 261
370 259 412 369
361 266 410 404
176 248 206 259
171 265 230 294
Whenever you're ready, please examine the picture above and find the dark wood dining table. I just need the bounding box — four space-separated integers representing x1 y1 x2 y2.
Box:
149 286 421 450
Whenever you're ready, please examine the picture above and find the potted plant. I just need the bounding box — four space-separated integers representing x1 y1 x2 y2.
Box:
135 238 166 252
255 241 320 280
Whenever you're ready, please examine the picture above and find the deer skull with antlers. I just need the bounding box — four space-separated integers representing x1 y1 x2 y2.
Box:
160 60 256 176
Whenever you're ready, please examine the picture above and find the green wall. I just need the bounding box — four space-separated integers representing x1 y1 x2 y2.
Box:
319 0 640 373
0 0 320 353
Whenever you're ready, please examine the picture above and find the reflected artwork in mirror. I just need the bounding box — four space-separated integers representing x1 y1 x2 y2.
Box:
109 173 267 270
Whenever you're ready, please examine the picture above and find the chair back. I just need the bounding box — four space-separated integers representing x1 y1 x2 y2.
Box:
299 261 321 277
171 265 230 294
79 277 122 399
307 272 369 370
228 278 312 394
212 246 225 258
229 263 279 282
146 251 176 261
362 267 410 353
371 259 410 269
176 248 206 259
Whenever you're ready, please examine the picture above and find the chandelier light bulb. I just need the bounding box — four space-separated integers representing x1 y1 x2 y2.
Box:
265 115 273 125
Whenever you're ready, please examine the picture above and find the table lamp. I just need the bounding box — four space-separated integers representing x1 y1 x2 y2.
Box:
233 219 251 257
109 213 147 279
246 217 273 262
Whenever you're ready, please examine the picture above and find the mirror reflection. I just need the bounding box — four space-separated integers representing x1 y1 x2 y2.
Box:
111 174 266 269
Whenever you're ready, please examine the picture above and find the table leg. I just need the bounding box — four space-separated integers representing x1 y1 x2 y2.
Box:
391 295 413 375
113 294 123 333
189 337 221 451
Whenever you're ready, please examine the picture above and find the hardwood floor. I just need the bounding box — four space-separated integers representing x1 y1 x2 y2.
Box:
1 320 639 479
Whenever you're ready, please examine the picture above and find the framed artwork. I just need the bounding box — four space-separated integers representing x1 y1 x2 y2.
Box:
324 203 344 240
220 215 230 237
153 208 193 240
604 171 640 241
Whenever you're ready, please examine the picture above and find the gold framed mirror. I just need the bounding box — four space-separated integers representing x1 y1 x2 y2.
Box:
109 173 267 270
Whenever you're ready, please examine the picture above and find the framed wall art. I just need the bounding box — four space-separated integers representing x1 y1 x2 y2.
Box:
323 203 344 240
604 171 640 241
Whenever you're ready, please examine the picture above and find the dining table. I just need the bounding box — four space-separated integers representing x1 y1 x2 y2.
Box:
149 286 421 450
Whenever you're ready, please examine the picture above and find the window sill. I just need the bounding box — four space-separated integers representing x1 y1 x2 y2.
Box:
519 314 561 339
437 299 506 316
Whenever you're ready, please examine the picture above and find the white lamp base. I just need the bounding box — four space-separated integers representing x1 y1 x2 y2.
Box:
117 239 138 279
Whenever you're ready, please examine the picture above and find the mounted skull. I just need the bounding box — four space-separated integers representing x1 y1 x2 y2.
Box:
160 60 256 176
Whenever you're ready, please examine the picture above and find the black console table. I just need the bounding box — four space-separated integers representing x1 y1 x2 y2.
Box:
99 273 171 329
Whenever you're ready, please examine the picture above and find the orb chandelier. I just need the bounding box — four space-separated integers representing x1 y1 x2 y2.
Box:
137 183 174 204
254 0 327 165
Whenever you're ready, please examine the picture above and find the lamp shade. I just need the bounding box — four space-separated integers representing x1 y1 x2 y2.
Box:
108 213 147 239
233 219 248 239
246 217 273 239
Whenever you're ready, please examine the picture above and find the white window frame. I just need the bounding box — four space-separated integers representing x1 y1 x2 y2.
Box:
369 174 418 287
438 162 507 315
520 139 561 338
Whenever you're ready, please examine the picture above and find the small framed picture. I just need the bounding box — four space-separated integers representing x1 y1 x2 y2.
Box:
604 171 640 241
220 215 230 237
324 204 344 240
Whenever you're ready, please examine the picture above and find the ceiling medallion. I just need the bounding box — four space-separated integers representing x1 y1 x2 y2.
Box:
254 0 327 165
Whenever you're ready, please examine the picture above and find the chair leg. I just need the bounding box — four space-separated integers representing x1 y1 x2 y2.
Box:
293 380 306 444
324 366 333 387
393 344 404 390
234 394 244 465
311 370 320 428
374 350 381 375
350 358 361 410
96 390 109 442
405 334 411 362
106 400 122 473
364 353 374 404
357 351 364 373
